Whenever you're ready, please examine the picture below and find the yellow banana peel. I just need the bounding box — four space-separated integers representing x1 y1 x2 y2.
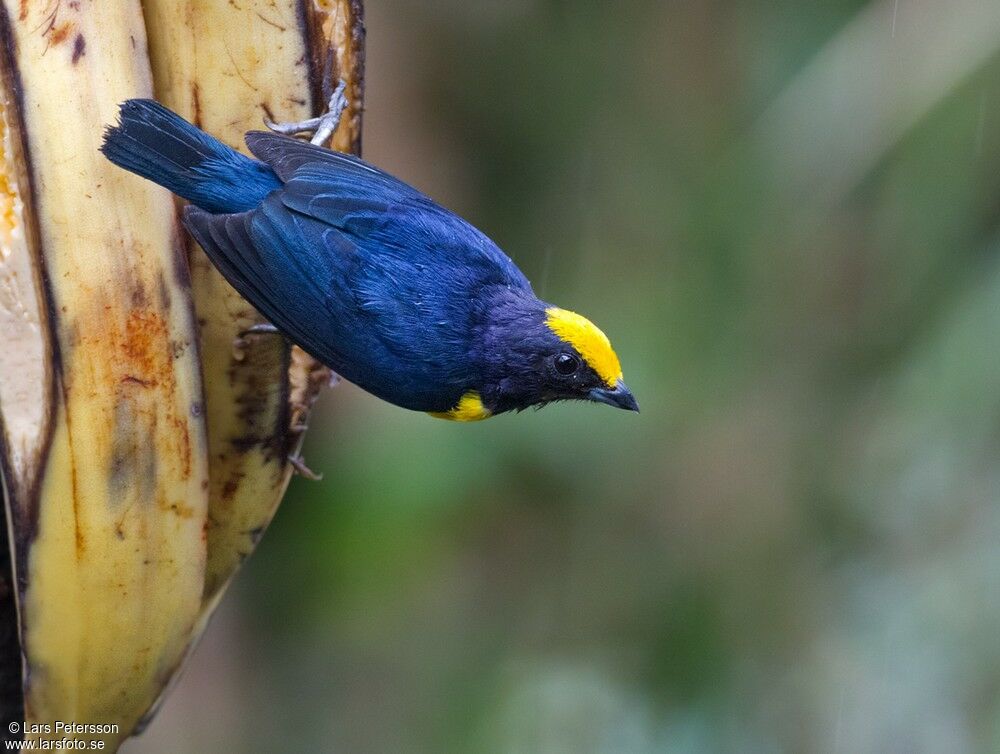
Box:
0 0 209 746
142 0 364 610
0 0 364 748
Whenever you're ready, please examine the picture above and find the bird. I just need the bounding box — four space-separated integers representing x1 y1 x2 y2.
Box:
100 93 637 421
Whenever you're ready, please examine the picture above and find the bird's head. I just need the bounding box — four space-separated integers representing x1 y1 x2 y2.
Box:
460 290 638 419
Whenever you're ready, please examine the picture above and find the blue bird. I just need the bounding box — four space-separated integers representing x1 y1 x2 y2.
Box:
101 98 637 420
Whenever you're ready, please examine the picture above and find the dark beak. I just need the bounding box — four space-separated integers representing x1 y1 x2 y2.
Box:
588 380 639 413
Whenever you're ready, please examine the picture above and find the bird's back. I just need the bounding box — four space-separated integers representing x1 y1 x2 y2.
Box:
184 133 533 411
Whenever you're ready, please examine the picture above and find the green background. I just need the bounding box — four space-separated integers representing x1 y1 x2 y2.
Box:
128 1 1000 751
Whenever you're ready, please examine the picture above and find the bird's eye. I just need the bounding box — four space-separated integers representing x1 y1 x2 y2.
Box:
553 352 580 376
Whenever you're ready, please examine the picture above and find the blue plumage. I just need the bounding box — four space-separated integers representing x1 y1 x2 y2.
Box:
101 100 637 418
101 99 279 214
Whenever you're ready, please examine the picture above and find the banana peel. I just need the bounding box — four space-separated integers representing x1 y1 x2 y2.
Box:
0 0 210 747
0 0 364 748
141 0 364 611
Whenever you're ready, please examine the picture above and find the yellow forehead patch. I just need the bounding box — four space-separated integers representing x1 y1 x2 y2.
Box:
428 391 492 422
545 307 623 387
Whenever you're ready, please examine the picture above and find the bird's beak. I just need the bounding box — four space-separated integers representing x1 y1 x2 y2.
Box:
588 380 639 413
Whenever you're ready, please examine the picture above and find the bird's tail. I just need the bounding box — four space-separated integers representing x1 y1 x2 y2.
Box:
101 99 280 214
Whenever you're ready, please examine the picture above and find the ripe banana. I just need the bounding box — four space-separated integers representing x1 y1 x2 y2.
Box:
141 0 364 611
0 0 363 747
0 0 210 748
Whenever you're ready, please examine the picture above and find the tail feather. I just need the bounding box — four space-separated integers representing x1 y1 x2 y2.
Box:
101 99 280 214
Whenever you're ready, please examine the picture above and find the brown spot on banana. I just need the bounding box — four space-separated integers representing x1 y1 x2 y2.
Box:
70 34 84 64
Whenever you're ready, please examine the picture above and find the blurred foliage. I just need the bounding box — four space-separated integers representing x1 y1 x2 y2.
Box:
128 1 1000 752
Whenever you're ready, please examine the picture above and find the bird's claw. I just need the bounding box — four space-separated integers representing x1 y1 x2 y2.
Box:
264 80 349 146
288 453 322 481
239 322 280 338
232 322 280 361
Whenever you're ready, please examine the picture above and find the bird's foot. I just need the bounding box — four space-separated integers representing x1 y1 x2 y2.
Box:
240 322 280 337
232 322 280 361
264 80 348 146
288 453 323 481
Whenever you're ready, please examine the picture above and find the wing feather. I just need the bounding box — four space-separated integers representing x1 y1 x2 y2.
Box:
182 132 536 410
245 132 532 292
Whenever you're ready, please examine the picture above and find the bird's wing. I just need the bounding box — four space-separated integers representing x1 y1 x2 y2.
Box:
183 197 359 371
182 194 474 409
243 131 533 293
245 130 421 190
184 134 538 408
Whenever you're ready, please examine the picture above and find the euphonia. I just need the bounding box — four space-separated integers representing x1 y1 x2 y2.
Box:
101 95 637 421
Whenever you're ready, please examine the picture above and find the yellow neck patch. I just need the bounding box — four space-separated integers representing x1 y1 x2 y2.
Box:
428 391 493 422
545 307 623 388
